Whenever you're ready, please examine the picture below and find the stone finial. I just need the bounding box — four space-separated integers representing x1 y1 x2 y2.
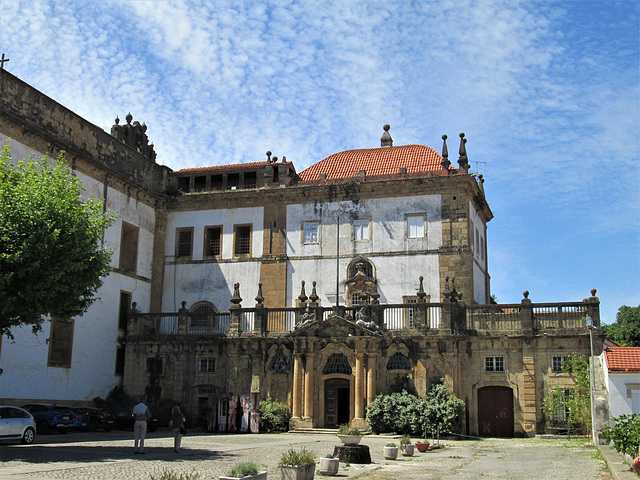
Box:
114 116 120 125
131 302 137 311
417 276 427 299
231 283 242 305
478 174 485 194
181 301 187 309
443 276 462 303
282 156 286 163
457 132 470 172
523 290 529 299
380 124 393 147
255 283 265 305
266 151 272 164
125 112 133 124
298 280 308 303
441 134 451 169
309 281 319 303
590 288 597 297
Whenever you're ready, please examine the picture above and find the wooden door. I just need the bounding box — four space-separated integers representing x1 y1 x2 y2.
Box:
324 378 350 427
477 386 514 437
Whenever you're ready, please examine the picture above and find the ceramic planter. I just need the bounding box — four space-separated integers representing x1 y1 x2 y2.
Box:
401 444 415 456
318 457 339 476
415 442 430 452
280 464 315 480
337 434 362 445
383 446 398 460
220 472 267 480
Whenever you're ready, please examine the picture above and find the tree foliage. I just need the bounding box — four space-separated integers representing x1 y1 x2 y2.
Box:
602 414 640 457
602 305 640 347
0 145 114 338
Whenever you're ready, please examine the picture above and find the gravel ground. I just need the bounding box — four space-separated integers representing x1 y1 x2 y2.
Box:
0 430 614 480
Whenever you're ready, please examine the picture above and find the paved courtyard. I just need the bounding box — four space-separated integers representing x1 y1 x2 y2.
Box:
0 430 618 480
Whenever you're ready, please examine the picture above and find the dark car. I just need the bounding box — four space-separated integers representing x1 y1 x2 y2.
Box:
58 406 90 431
114 411 159 432
74 407 114 431
21 404 74 434
0 406 36 444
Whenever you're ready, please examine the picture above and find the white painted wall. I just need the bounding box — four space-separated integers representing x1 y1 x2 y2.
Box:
285 196 442 306
161 207 264 312
0 136 155 402
469 201 488 304
602 355 640 425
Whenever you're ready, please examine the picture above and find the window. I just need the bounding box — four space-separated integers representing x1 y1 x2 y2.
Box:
348 257 374 279
552 355 569 373
211 174 223 189
243 171 257 188
227 173 240 190
303 222 319 244
193 175 206 191
118 291 131 330
198 358 216 374
551 388 571 424
404 297 418 329
48 319 74 368
270 352 291 372
353 220 370 240
190 303 215 334
204 226 222 257
351 293 370 305
470 220 475 250
484 356 505 372
407 215 425 238
176 228 193 258
115 347 125 375
119 222 139 273
387 352 411 370
147 357 163 374
177 177 190 193
234 225 252 256
322 353 352 375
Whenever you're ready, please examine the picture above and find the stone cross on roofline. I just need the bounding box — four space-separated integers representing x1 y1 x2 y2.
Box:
0 54 9 70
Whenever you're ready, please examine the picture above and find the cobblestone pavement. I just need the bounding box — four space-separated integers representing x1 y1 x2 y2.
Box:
0 430 615 480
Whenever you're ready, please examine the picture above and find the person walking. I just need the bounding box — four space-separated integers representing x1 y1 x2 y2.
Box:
171 405 186 453
132 398 151 454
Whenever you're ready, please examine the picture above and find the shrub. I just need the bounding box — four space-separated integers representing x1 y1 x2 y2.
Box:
149 469 200 480
602 414 640 457
278 447 315 467
226 461 260 477
259 397 291 432
337 423 361 436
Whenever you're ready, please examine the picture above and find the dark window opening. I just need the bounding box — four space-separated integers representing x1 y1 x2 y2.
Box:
177 228 193 258
322 353 352 375
119 222 139 273
115 347 125 375
193 175 206 192
211 174 223 189
178 177 190 193
243 171 257 188
227 173 240 190
205 226 222 257
147 357 163 374
48 319 74 368
118 291 132 330
234 225 251 256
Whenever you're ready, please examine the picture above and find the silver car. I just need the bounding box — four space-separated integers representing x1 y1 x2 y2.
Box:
0 406 36 444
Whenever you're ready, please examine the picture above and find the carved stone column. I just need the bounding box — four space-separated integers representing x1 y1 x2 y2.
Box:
292 354 303 419
366 354 377 406
304 356 314 419
354 352 365 421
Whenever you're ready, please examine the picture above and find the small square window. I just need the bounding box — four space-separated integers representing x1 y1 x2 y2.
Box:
484 356 505 372
303 222 319 244
353 220 370 241
198 358 216 374
407 215 425 238
552 355 569 373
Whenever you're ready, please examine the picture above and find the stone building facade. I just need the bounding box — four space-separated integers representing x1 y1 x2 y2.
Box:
0 69 606 437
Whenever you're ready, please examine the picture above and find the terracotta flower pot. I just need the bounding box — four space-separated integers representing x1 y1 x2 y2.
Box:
415 442 430 452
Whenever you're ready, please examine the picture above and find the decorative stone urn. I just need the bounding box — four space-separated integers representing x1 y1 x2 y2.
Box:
383 445 398 460
337 434 362 445
401 444 415 456
318 457 339 476
280 464 314 480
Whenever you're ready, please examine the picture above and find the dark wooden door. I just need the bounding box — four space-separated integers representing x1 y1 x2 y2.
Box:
325 378 350 427
477 386 514 437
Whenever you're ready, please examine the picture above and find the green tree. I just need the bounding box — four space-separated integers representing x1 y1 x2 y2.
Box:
0 145 114 338
602 305 640 347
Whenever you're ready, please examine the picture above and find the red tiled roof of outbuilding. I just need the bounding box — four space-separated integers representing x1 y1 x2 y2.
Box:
604 347 640 373
175 161 277 174
297 144 446 182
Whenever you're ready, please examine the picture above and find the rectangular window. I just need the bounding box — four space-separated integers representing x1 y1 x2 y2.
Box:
211 174 223 189
405 298 418 329
119 222 139 273
176 227 193 258
198 357 216 374
234 225 252 256
177 177 190 193
115 347 125 375
193 175 207 192
552 388 571 424
552 355 569 373
484 356 505 372
48 319 74 368
118 291 132 330
470 220 475 251
243 171 257 188
353 219 370 241
475 228 480 257
227 173 240 190
204 226 222 257
407 215 425 238
303 222 319 244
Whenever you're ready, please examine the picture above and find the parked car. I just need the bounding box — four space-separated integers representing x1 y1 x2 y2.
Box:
74 407 114 431
58 406 90 431
0 406 36 444
21 404 74 434
114 411 159 432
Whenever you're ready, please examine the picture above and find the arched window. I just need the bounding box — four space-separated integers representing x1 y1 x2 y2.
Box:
190 302 216 334
270 351 291 373
348 257 374 279
386 352 411 371
322 353 352 375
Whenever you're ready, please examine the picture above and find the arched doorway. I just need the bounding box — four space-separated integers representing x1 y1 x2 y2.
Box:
324 378 350 427
477 386 514 437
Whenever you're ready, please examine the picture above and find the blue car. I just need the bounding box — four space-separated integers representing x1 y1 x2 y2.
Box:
21 404 74 434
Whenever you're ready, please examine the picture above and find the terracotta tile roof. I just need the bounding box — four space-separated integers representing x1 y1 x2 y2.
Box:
604 347 640 373
298 144 446 182
175 161 289 174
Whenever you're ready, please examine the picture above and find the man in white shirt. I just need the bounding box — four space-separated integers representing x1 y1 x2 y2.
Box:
132 399 151 454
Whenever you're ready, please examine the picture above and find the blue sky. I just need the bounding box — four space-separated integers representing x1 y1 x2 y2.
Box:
1 0 638 324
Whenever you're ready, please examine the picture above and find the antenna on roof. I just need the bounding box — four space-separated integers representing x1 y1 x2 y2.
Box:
471 161 486 175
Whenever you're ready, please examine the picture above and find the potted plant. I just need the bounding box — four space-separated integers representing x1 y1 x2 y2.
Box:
278 447 315 480
337 423 362 445
399 435 414 456
220 461 267 480
318 453 339 476
383 442 398 460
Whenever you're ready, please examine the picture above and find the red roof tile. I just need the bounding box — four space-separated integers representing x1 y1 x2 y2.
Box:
298 144 445 182
604 347 640 373
175 161 288 174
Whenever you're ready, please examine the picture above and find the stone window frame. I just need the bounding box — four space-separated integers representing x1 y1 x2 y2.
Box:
386 352 412 371
302 221 320 245
176 227 194 259
198 357 216 374
402 296 421 329
352 218 371 242
47 318 75 368
119 221 139 273
233 224 252 257
270 351 291 373
406 213 426 238
203 225 223 258
322 353 353 375
484 355 505 373
551 355 570 374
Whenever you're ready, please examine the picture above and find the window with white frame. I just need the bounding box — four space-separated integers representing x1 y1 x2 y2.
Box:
198 357 216 374
353 219 370 240
407 215 425 238
552 355 569 373
484 356 505 372
303 222 319 244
